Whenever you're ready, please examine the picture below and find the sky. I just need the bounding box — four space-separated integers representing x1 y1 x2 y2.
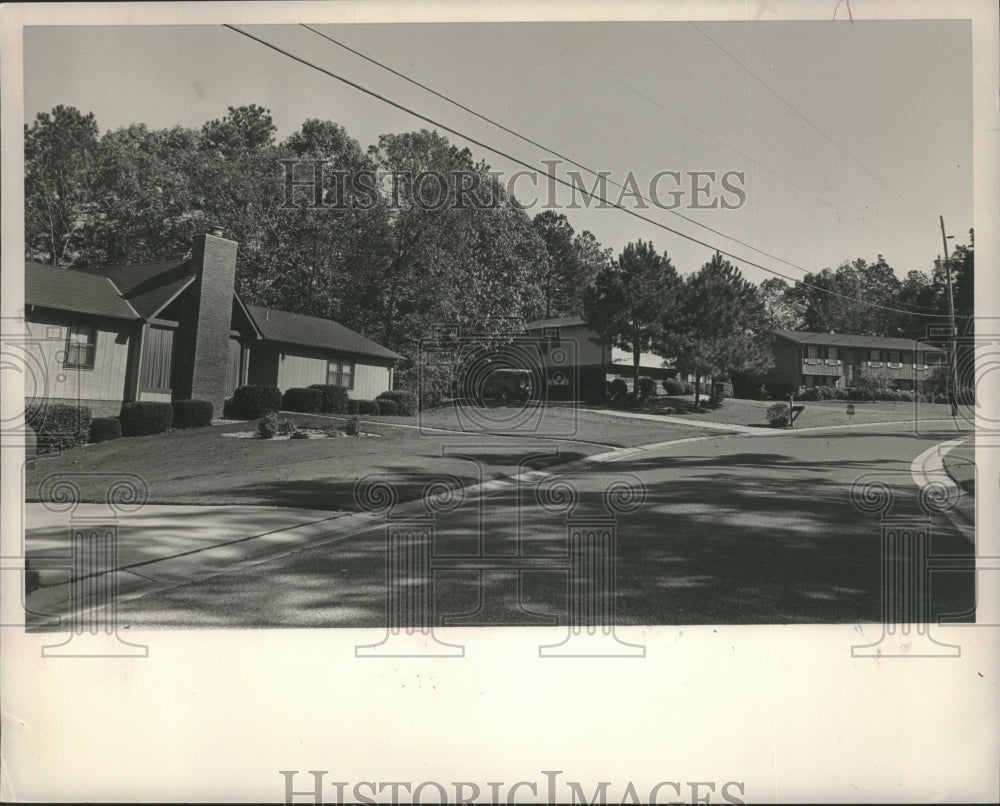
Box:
23 19 973 285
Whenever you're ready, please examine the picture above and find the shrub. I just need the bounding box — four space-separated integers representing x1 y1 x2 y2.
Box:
347 399 360 415
277 418 298 436
119 402 173 437
309 384 350 414
258 412 278 439
88 417 121 444
357 399 381 416
377 390 419 417
581 382 609 405
229 385 282 419
25 404 92 451
172 399 213 429
712 379 734 399
682 382 695 395
344 415 361 436
290 430 309 439
281 387 323 413
610 378 628 400
766 402 790 427
377 399 399 416
637 377 656 398
662 378 686 396
897 390 914 402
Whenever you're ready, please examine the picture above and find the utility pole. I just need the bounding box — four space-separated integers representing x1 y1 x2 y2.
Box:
939 215 958 417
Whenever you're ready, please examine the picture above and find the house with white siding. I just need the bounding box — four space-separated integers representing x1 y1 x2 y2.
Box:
23 229 401 417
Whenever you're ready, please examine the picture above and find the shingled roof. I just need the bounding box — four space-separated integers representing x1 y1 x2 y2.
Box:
78 259 195 319
25 261 140 320
246 305 402 361
775 330 946 353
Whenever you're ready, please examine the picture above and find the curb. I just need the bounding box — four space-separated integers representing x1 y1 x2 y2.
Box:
910 437 974 543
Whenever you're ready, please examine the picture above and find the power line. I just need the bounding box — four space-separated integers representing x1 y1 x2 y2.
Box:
689 22 936 225
223 24 946 320
300 23 837 277
535 27 926 255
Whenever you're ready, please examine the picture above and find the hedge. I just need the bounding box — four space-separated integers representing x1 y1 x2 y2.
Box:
228 385 282 419
766 402 790 427
377 390 418 417
637 377 656 398
377 399 399 416
347 399 360 415
281 387 323 413
89 417 122 443
662 378 685 396
309 384 350 414
682 382 695 395
172 399 213 429
357 399 381 416
610 379 628 400
26 403 91 451
119 402 174 436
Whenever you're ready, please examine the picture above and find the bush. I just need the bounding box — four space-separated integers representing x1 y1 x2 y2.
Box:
344 415 361 436
662 378 685 396
610 378 628 400
281 387 323 413
25 404 92 451
581 382 609 405
637 377 656 398
277 418 297 436
119 402 173 437
257 412 278 439
377 390 419 417
309 384 350 414
712 379 734 399
290 430 309 439
357 399 381 416
229 385 282 419
347 399 360 415
682 382 695 395
88 417 121 444
377 399 399 416
172 399 213 429
766 402 790 427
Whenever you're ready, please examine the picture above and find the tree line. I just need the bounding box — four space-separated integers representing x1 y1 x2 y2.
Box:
26 104 973 400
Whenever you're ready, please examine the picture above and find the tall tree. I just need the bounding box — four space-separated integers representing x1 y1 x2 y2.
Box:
582 240 681 400
758 276 805 331
24 105 101 267
530 212 611 318
660 253 772 406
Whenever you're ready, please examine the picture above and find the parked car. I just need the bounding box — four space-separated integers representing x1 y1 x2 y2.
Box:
479 368 534 402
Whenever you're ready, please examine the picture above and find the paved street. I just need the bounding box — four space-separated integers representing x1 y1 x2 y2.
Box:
29 421 976 629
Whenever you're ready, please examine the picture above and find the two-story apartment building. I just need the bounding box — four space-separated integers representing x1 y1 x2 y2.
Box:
755 330 948 393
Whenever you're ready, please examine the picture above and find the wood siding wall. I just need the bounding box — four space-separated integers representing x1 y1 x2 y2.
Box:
247 342 393 400
24 309 134 405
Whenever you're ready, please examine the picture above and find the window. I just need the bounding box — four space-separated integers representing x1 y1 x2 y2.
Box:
806 346 819 364
888 351 901 368
327 356 355 389
869 349 882 366
64 323 96 369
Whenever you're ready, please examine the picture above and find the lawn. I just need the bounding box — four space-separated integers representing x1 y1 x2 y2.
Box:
943 437 975 496
556 395 968 430
24 405 708 511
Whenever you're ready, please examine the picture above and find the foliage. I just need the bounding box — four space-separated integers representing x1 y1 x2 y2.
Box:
88 417 122 443
377 390 418 416
583 240 681 401
171 399 213 428
766 403 790 427
531 212 611 318
357 399 381 416
637 377 656 398
277 418 298 436
229 385 282 419
309 384 351 415
25 403 92 451
712 379 734 399
682 382 695 395
376 399 399 416
257 412 278 439
281 387 323 413
609 378 629 400
658 253 772 407
347 399 360 415
119 402 173 437
344 415 361 436
662 378 686 396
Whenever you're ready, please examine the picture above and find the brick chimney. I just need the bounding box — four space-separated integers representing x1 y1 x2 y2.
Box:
187 229 238 414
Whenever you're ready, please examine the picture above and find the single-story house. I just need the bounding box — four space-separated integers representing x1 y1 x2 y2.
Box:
753 330 948 393
522 315 706 399
23 229 401 418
